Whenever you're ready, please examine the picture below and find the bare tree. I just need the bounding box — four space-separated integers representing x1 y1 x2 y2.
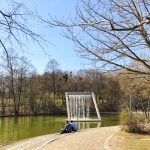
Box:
47 0 150 75
0 1 46 69
46 59 59 100
1 50 32 116
0 74 7 115
0 1 47 116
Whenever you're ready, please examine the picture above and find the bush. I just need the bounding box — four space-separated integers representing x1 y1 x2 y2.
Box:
120 108 149 133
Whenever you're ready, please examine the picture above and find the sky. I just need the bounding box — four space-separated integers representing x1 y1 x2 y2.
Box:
4 0 91 74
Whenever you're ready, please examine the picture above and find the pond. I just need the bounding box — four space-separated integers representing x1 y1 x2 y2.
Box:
0 115 119 145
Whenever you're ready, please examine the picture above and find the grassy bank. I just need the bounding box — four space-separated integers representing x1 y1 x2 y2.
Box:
111 131 150 150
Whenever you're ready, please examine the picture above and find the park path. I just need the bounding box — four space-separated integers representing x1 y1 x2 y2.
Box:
0 134 69 150
41 126 119 150
1 126 119 150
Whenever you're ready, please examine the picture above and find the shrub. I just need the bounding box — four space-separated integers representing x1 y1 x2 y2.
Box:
120 108 149 133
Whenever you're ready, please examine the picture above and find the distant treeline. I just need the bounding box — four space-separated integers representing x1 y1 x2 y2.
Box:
0 56 122 116
0 55 149 116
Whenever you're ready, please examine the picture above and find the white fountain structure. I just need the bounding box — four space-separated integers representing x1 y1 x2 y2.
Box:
65 92 101 121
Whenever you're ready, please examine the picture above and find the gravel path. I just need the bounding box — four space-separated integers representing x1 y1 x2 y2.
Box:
1 126 119 150
41 126 119 150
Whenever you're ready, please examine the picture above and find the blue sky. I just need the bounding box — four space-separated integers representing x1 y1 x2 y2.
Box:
7 0 90 74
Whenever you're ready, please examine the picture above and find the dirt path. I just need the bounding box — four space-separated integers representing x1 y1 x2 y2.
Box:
1 126 119 150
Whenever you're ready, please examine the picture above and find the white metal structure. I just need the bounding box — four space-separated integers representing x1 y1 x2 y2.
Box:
65 92 101 121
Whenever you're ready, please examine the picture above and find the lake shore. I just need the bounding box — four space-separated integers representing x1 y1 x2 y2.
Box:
1 126 119 150
0 112 119 117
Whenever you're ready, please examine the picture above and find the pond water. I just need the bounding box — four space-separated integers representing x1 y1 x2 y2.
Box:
0 115 119 145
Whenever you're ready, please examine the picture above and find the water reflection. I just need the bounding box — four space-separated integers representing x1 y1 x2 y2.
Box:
97 122 101 128
0 115 119 145
0 116 65 145
77 121 102 130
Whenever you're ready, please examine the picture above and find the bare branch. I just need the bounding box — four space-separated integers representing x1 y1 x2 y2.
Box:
45 0 150 75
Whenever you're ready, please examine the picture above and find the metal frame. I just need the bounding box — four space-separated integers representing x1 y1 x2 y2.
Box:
65 92 101 121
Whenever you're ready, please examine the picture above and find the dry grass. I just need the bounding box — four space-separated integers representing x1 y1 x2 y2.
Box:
110 131 150 150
